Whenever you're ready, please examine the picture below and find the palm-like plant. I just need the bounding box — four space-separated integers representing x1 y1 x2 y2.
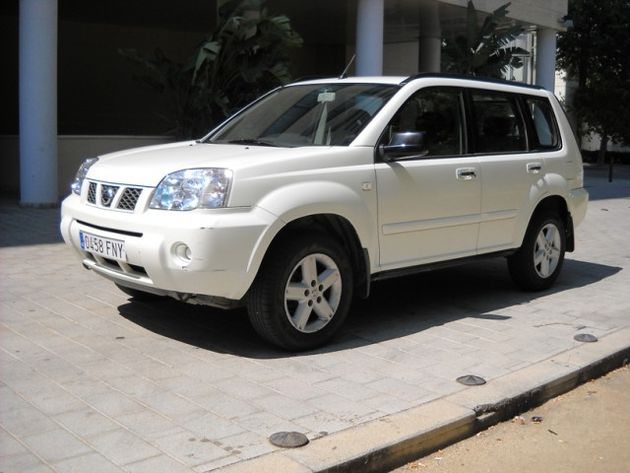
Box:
442 1 528 78
121 0 302 138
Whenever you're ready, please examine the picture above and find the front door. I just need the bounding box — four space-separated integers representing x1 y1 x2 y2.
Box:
375 87 481 270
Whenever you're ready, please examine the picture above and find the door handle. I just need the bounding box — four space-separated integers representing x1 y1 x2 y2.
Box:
527 162 543 174
456 168 477 180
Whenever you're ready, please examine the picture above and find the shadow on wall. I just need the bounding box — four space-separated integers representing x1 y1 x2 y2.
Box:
117 257 621 359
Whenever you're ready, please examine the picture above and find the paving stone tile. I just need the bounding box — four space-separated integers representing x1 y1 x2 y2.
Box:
87 428 160 466
213 377 275 401
53 408 120 438
252 394 319 420
182 412 245 440
115 409 183 440
82 390 147 417
233 411 303 438
307 394 379 423
52 452 125 473
22 428 92 463
215 430 275 459
188 391 259 420
152 428 230 467
137 391 203 420
292 411 354 436
0 427 28 456
263 377 326 401
315 377 379 401
123 454 193 473
192 454 241 473
0 405 60 438
0 452 47 471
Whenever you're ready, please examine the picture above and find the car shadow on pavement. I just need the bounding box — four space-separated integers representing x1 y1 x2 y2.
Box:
117 257 621 359
0 203 63 247
584 165 630 201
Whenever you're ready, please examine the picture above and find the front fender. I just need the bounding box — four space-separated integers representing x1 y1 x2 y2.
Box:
245 181 378 277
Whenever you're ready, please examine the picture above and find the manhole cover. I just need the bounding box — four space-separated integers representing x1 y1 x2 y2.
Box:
269 431 309 448
456 375 486 386
574 333 598 343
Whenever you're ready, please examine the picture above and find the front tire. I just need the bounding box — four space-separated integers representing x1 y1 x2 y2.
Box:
508 214 566 291
247 233 354 351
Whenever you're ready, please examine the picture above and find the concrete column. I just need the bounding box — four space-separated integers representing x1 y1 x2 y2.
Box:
535 28 557 91
418 0 441 73
356 0 383 76
19 0 58 206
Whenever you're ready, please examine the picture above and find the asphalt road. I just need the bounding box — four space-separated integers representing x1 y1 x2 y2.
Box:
393 365 630 473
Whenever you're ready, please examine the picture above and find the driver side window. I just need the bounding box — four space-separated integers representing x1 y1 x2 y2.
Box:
386 88 465 157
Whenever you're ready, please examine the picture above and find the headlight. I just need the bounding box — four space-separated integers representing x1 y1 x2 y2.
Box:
71 157 98 195
150 168 232 211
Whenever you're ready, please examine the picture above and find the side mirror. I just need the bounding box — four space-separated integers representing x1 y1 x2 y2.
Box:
379 131 428 161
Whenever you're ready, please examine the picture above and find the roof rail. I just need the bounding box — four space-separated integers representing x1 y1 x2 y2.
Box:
288 75 333 84
401 72 544 90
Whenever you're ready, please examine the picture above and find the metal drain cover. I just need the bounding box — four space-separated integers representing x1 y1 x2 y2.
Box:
269 431 309 448
574 333 598 343
456 375 486 386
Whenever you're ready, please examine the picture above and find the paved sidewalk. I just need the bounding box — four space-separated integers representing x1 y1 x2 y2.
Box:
1 166 629 472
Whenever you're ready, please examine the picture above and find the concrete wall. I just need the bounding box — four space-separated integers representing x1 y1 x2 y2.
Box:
0 135 174 199
439 0 568 30
383 42 419 75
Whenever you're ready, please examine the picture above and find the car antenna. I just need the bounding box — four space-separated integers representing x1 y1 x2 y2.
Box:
339 54 356 79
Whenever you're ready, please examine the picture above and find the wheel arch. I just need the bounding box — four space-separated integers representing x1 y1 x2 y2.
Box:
528 195 574 252
258 214 371 299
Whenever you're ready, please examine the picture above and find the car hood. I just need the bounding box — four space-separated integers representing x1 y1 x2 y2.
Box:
87 140 309 187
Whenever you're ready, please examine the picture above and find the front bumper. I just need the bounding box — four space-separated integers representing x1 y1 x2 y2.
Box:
60 194 277 303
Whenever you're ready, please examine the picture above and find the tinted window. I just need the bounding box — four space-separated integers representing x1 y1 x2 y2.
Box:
385 88 465 156
525 97 560 149
471 92 526 153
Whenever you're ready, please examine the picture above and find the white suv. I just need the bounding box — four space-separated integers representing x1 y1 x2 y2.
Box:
61 74 588 350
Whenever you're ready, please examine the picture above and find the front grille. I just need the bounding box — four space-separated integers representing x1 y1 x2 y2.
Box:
87 182 97 203
85 181 146 212
100 185 119 208
117 187 142 211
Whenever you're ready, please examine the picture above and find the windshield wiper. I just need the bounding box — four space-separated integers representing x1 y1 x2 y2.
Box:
224 138 277 147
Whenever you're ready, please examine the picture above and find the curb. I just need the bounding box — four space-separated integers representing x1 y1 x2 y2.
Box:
217 327 630 473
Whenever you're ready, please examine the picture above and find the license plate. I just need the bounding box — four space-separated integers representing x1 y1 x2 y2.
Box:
79 231 127 261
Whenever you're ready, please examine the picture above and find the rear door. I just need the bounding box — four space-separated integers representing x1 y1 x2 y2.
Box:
471 89 545 252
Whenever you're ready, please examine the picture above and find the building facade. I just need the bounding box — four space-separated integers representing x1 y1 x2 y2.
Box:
1 0 568 204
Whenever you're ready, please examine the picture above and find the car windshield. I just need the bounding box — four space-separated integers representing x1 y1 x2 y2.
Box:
207 83 398 147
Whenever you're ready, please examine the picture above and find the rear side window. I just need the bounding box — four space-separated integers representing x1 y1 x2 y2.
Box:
524 97 560 150
471 91 527 154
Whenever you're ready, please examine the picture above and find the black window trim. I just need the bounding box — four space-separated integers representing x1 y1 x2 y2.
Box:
375 86 564 163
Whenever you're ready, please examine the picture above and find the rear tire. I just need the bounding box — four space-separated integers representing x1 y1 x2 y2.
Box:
508 214 566 291
247 233 353 351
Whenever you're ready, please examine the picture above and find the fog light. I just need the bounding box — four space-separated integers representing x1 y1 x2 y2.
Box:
172 243 192 265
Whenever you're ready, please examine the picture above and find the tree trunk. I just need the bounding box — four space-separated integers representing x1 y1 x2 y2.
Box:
597 134 608 166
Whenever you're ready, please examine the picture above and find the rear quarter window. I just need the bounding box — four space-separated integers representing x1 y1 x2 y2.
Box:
523 96 561 150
